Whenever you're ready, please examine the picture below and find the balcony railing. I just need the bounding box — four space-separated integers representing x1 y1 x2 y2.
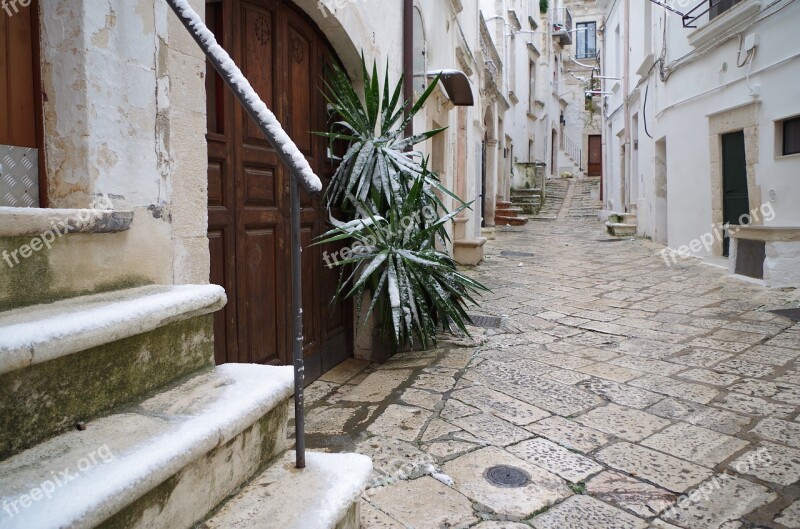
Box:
552 7 573 46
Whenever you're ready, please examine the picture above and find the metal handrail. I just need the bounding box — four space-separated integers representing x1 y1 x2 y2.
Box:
166 0 319 469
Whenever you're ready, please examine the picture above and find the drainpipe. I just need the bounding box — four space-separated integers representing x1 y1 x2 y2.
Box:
622 0 630 212
599 18 606 203
403 0 414 139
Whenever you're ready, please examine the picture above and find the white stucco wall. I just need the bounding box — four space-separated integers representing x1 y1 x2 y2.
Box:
602 0 800 267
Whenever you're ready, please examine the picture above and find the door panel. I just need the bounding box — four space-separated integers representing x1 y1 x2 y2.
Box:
242 2 275 141
242 228 280 364
588 135 602 176
721 131 749 257
208 0 352 381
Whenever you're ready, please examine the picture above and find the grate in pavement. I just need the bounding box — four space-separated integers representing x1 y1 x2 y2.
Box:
596 238 627 243
468 314 503 329
500 250 535 258
485 465 530 488
769 308 800 322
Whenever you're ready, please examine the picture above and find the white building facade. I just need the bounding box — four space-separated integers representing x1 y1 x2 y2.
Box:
600 0 800 286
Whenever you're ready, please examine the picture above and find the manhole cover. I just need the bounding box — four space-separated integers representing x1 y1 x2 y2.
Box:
485 465 530 488
467 315 503 329
500 250 535 258
769 308 800 322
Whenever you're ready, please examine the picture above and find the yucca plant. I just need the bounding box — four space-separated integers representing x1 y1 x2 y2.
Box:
316 55 489 350
316 178 488 349
318 56 462 225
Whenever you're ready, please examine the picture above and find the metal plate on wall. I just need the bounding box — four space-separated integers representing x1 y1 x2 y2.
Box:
0 145 39 208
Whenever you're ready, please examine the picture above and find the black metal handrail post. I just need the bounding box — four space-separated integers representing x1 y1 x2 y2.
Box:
165 0 317 469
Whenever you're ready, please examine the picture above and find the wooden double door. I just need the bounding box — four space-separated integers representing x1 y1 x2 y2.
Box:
588 135 602 177
206 0 351 381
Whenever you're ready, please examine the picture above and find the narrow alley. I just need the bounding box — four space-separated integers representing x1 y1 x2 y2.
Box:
301 179 800 529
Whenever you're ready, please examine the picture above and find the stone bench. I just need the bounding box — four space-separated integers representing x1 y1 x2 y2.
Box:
728 226 800 288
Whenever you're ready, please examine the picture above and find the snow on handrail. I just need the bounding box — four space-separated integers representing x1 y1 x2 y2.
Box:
166 0 323 195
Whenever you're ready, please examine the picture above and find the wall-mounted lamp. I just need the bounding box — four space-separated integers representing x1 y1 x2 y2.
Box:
413 69 475 106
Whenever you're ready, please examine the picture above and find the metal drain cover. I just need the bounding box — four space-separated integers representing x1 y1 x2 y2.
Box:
770 308 800 322
500 250 535 257
485 465 530 488
467 315 503 329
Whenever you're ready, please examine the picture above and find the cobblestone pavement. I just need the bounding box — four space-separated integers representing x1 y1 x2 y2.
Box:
298 180 800 529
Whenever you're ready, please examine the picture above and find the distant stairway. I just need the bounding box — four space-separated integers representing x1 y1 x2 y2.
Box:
606 207 638 237
510 188 543 215
495 200 528 226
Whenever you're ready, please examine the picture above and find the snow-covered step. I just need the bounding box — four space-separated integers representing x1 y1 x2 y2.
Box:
202 451 372 529
0 364 294 529
0 285 226 458
0 284 225 375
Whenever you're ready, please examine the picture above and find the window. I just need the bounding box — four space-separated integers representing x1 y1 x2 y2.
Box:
782 116 800 156
576 22 597 59
710 0 744 20
529 60 536 112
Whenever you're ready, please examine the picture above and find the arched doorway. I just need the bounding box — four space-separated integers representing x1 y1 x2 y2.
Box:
205 0 351 382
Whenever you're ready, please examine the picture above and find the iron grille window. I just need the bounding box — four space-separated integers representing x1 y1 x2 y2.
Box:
783 117 800 156
710 0 743 20
575 22 597 59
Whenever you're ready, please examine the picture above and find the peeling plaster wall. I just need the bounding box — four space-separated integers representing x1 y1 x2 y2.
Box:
39 0 210 285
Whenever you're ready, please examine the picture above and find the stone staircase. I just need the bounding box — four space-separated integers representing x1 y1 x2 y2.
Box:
0 212 371 529
535 179 569 219
606 207 638 237
509 188 543 215
494 200 528 226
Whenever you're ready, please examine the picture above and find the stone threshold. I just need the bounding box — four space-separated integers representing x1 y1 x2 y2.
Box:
0 206 133 237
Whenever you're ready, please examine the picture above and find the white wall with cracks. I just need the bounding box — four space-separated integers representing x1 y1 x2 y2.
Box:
38 0 210 285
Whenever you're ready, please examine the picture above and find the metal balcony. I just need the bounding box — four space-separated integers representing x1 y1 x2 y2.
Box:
552 7 573 46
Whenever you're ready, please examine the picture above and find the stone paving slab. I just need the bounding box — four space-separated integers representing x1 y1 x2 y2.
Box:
596 442 713 493
661 475 776 529
751 417 800 448
628 374 719 404
641 423 749 468
646 398 752 436
508 438 604 482
366 476 478 528
442 446 572 519
531 495 649 529
525 416 611 453
775 499 800 527
576 403 671 442
729 442 800 486
451 385 550 426
366 404 431 442
587 471 677 518
450 412 534 447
